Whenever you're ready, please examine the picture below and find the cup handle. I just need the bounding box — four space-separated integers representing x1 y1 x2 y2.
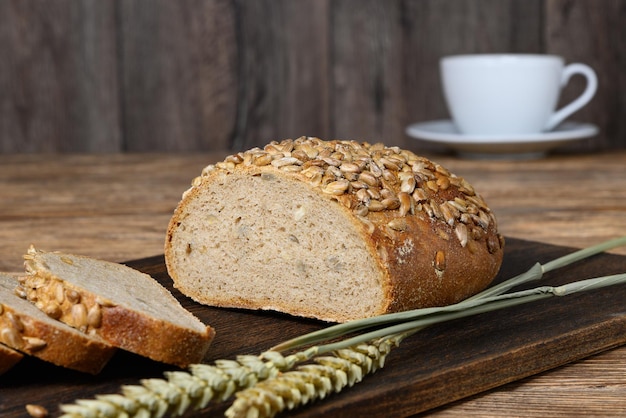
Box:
544 63 597 131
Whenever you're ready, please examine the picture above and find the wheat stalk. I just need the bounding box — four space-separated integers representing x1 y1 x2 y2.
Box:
59 236 626 418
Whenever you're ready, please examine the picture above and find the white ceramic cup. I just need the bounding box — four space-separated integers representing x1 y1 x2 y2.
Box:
440 54 597 135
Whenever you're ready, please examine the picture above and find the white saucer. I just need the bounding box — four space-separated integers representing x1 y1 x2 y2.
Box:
406 120 599 159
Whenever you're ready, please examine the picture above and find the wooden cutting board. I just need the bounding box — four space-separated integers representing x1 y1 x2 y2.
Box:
2 238 626 417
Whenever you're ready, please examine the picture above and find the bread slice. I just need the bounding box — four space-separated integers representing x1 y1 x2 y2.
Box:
20 247 215 368
0 342 23 375
165 137 505 322
0 273 115 374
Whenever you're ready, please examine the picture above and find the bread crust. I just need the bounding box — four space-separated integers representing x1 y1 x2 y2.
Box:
20 249 215 368
165 138 504 322
0 343 23 375
1 273 115 374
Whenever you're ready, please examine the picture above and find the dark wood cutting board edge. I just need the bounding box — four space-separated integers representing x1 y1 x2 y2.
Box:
1 237 626 417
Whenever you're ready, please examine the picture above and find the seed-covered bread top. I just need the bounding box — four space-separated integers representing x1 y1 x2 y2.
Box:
192 137 500 249
0 273 116 374
166 137 504 322
20 247 215 367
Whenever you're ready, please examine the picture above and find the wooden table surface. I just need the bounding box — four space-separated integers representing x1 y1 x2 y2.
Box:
1 150 625 416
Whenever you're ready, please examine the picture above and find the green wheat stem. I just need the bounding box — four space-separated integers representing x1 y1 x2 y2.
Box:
227 272 626 417
58 236 626 418
469 235 626 301
314 273 626 354
272 235 626 353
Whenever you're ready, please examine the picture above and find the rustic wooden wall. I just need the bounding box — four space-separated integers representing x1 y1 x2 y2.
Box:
1 0 624 153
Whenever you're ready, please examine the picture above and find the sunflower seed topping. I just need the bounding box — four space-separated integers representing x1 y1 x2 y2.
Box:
1 327 22 348
23 336 47 352
434 250 446 271
201 137 501 251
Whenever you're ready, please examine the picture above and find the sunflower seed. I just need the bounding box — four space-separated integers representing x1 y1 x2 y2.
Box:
87 304 102 328
353 204 369 217
14 285 27 299
271 157 302 168
387 218 408 231
215 161 235 171
44 302 62 319
357 216 376 235
66 289 81 304
436 176 450 190
1 328 22 348
71 303 88 331
398 192 413 217
379 157 401 171
321 156 342 167
440 203 457 226
323 180 350 195
335 194 353 209
459 178 476 196
6 311 23 332
252 153 273 166
412 188 429 202
301 165 324 179
25 404 48 418
369 161 383 177
358 171 379 187
434 250 446 271
367 199 385 212
308 172 323 187
426 180 439 192
23 336 47 352
95 296 116 308
350 180 368 190
339 162 361 173
487 234 501 254
291 149 310 162
326 165 343 179
455 223 469 247
400 176 416 194
381 197 400 210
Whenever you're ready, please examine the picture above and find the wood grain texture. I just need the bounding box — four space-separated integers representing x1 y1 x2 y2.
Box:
118 0 237 152
231 0 330 150
400 0 544 151
1 239 626 417
1 0 625 152
329 0 404 145
427 348 626 417
0 153 226 273
0 152 625 416
0 0 121 152
545 0 626 151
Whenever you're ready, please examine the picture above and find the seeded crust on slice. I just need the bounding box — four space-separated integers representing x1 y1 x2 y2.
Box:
165 137 505 323
20 247 215 368
0 273 115 374
0 342 23 375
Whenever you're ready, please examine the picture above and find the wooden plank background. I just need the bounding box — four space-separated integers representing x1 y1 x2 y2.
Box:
0 0 624 153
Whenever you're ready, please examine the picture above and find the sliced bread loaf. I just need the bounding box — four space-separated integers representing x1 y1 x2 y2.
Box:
0 342 23 375
20 247 215 368
165 137 504 322
0 273 115 374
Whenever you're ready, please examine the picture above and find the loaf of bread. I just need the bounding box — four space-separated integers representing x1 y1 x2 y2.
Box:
0 342 23 375
165 137 504 323
0 273 116 374
20 247 215 368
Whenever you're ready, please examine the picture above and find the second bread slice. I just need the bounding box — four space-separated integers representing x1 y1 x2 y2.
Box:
1 273 115 374
19 247 215 368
